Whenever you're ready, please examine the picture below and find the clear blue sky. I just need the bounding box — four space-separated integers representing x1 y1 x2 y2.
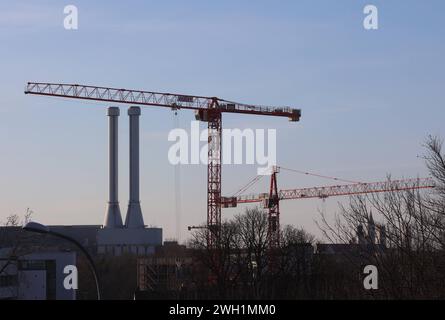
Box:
0 0 444 241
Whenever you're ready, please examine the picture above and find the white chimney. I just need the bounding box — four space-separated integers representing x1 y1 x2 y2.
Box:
125 106 145 228
104 107 123 228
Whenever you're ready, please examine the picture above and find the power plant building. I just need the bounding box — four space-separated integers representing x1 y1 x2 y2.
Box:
97 106 162 255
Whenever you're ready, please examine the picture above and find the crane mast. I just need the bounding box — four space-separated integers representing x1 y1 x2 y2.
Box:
268 167 280 249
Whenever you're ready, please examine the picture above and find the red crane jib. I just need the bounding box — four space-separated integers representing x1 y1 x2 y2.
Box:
221 177 435 208
25 82 301 121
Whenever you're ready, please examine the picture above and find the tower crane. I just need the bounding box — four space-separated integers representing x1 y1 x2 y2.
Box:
24 82 301 247
221 166 436 249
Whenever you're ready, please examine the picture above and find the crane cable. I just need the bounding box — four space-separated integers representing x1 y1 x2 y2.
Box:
278 166 362 184
231 166 362 199
232 175 264 197
173 109 181 242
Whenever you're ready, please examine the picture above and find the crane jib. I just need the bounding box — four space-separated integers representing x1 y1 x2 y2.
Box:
24 82 301 121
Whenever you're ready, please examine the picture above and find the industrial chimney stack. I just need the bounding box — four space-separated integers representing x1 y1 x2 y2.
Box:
125 106 145 228
99 106 161 255
104 107 124 228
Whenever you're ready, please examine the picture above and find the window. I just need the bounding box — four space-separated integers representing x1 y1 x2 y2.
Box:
18 260 46 270
0 275 18 287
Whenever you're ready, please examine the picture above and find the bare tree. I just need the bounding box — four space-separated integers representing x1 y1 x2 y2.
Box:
424 135 445 196
233 207 269 298
316 135 445 299
0 208 34 274
422 135 445 248
189 207 317 299
0 209 35 298
272 225 315 299
188 220 242 299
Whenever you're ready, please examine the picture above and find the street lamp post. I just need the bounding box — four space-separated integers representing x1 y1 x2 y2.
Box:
23 221 101 300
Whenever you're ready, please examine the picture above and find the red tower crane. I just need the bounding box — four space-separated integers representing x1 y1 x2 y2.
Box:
24 82 301 247
221 167 435 248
